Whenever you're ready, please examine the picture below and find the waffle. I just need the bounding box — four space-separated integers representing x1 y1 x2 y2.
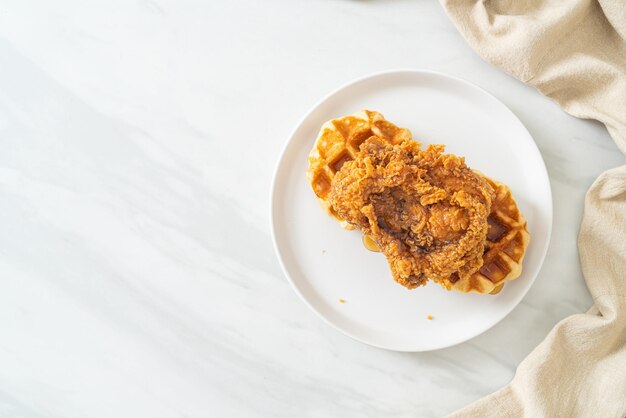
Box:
444 175 530 293
307 111 530 294
306 110 412 229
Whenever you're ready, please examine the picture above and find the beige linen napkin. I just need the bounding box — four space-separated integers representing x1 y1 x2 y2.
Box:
438 1 626 416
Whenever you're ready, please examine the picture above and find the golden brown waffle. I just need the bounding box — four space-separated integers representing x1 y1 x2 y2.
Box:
444 175 530 293
306 110 412 229
307 111 530 294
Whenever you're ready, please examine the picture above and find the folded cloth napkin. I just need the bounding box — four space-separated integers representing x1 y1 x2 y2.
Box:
438 1 626 416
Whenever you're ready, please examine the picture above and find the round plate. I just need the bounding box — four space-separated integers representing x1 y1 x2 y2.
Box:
271 70 552 352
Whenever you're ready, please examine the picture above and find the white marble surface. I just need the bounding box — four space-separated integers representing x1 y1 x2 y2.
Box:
0 1 624 417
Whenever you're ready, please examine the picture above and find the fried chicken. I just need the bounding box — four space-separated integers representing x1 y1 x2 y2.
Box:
328 137 494 289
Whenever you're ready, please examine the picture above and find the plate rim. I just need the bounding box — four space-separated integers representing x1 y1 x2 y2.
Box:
270 69 553 352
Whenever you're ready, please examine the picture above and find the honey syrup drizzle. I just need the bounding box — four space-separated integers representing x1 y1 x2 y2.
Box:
362 235 381 252
490 284 504 294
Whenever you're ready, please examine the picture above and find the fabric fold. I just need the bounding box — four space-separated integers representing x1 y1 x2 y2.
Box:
440 0 626 153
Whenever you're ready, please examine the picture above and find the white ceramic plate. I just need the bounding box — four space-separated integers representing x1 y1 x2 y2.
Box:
271 70 552 352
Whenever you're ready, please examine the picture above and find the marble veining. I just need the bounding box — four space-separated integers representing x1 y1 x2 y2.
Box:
0 1 624 417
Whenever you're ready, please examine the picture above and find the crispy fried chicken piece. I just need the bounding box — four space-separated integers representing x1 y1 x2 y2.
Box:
328 137 494 289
